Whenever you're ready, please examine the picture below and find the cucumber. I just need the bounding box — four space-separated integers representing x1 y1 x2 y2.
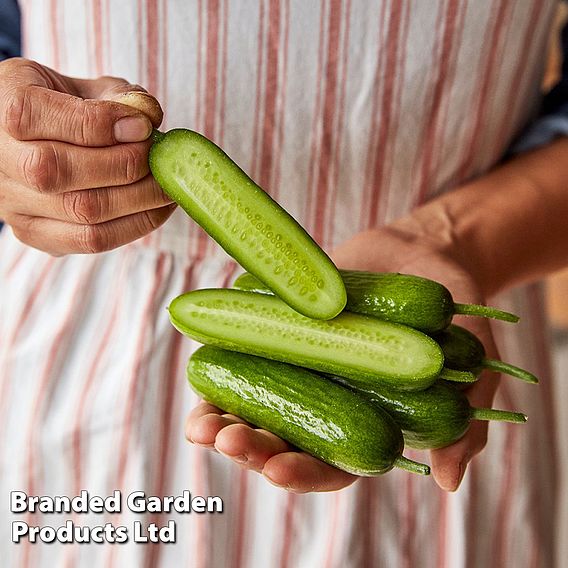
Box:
169 288 447 391
233 270 519 333
332 378 527 449
434 324 539 384
149 129 346 320
188 346 430 476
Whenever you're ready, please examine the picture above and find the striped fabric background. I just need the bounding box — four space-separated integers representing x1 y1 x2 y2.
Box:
0 1 562 566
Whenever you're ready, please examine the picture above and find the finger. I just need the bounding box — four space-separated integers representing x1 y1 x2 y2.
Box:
0 85 155 146
1 138 152 193
6 175 173 224
72 77 163 126
187 414 243 448
430 420 488 492
9 203 175 255
262 452 357 493
214 424 291 472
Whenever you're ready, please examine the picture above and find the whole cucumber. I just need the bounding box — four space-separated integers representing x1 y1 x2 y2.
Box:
333 378 527 449
434 324 538 384
188 346 430 476
149 129 346 320
233 270 519 333
169 288 446 391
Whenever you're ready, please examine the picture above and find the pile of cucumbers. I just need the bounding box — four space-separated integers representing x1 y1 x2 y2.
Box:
150 128 536 478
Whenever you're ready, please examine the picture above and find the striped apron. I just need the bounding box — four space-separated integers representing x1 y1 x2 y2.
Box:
0 1 561 566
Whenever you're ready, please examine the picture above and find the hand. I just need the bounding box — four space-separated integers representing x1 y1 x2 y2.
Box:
0 58 175 255
185 223 501 493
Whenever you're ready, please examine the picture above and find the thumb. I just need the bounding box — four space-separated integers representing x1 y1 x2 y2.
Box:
2 74 161 147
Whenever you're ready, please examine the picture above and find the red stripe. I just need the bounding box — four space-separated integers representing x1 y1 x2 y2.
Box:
195 0 203 128
279 493 298 568
92 0 104 75
147 0 159 97
219 0 229 147
492 1 547 158
232 469 249 568
107 252 168 568
325 0 351 249
64 258 130 568
465 459 480 566
250 1 267 179
271 0 291 202
455 0 513 181
401 469 416 568
490 381 520 568
5 247 27 277
22 262 96 568
149 263 196 568
380 0 411 219
359 0 388 230
360 478 377 567
415 0 460 205
420 0 467 202
365 1 404 228
49 0 61 70
437 490 448 568
204 0 220 141
323 492 342 568
304 2 327 230
257 0 282 193
0 257 56 461
137 0 145 85
311 0 342 244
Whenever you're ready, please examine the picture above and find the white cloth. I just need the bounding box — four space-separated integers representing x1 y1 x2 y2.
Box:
1 1 561 566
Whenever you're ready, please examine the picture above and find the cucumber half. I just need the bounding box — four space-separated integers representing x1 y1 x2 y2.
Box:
169 289 445 391
150 129 346 320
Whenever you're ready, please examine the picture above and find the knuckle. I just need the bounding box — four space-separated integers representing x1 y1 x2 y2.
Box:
62 190 104 225
72 101 102 146
21 144 60 193
120 146 147 185
1 85 32 139
139 209 164 234
77 224 109 254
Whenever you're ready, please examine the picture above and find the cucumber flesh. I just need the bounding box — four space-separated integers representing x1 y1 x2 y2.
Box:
149 129 346 320
188 346 430 476
169 289 444 391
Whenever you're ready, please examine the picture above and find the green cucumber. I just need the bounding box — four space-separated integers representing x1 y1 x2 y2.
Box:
188 346 430 476
169 288 446 391
434 324 539 384
332 378 527 449
149 129 346 320
233 270 519 333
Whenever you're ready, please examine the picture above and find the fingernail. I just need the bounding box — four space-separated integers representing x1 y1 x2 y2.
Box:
232 455 248 465
114 115 152 143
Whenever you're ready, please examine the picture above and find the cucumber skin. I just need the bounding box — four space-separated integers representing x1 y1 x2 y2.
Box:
188 346 405 475
433 324 485 374
332 378 472 449
169 289 445 392
149 129 346 320
234 270 454 333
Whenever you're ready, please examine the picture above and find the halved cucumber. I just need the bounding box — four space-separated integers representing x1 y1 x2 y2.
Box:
149 129 346 319
169 288 445 391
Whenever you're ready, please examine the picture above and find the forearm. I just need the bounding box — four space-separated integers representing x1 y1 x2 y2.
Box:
394 138 568 298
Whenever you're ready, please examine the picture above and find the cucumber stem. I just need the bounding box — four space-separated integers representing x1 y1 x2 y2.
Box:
152 129 166 143
440 367 477 383
453 303 520 323
471 408 527 423
394 456 430 476
482 358 539 384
